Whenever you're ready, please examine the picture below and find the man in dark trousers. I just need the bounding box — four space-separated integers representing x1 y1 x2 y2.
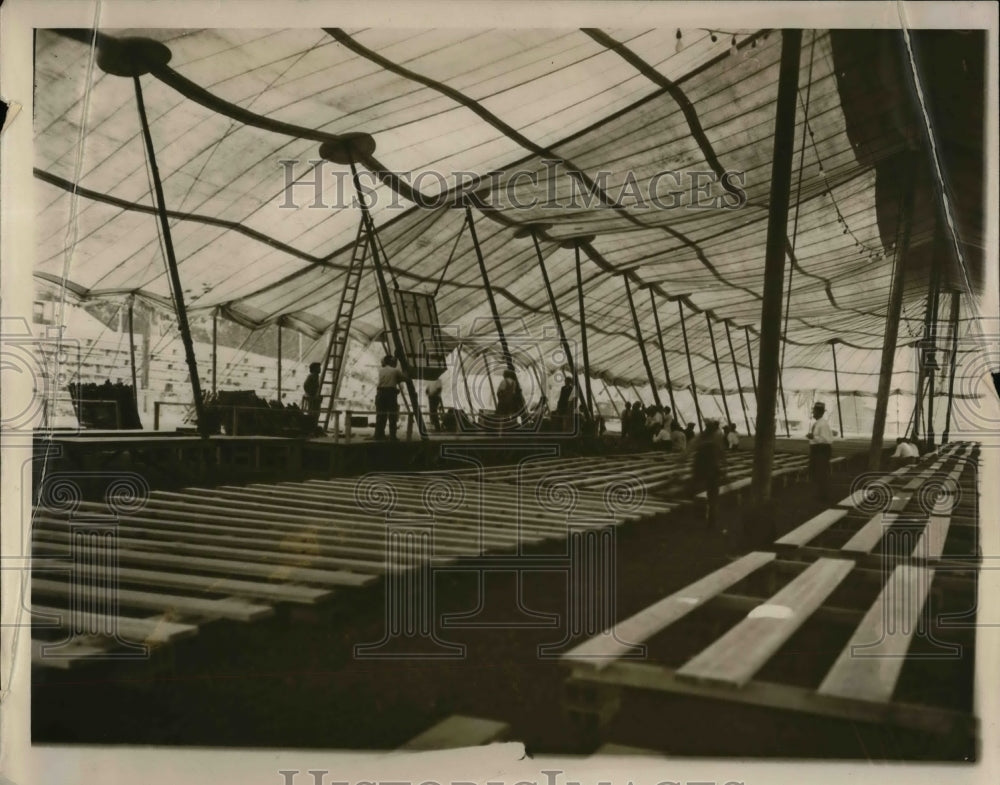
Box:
374 354 407 441
806 401 834 501
425 376 443 432
303 362 322 433
691 418 727 529
555 377 575 431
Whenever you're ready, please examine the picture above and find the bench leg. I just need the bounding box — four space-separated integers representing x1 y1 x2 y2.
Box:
565 680 621 752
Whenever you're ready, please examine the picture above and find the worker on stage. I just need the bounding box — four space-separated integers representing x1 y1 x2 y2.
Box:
425 376 443 432
806 401 834 501
374 354 407 441
303 362 322 434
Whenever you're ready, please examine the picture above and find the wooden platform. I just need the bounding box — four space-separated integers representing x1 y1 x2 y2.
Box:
30 449 699 668
561 441 981 756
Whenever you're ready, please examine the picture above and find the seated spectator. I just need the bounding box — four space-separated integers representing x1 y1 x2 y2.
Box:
684 422 696 443
725 423 740 450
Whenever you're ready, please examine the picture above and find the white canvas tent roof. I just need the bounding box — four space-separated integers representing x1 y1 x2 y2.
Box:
33 27 985 398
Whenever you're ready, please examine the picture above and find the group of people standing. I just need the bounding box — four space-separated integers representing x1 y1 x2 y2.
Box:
620 401 741 455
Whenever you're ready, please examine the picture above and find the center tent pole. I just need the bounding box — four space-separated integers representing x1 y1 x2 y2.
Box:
677 300 703 429
750 29 802 506
521 226 589 419
465 203 514 373
648 289 678 416
319 134 427 440
131 75 208 436
705 313 732 426
623 276 662 410
725 322 752 435
868 153 917 470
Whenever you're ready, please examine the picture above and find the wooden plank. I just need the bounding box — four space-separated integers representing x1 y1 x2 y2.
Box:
31 578 274 622
32 526 391 575
573 660 967 737
817 564 934 702
842 512 893 553
915 515 951 561
564 551 776 669
676 557 854 688
32 539 374 588
776 509 847 547
31 638 110 669
695 476 752 501
32 605 198 645
44 562 332 605
400 715 509 751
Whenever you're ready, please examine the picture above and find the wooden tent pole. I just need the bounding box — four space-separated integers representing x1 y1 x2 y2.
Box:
831 342 845 437
600 379 621 419
942 292 960 444
456 346 475 414
345 152 427 440
677 300 703 429
211 309 218 394
706 313 732 426
726 322 752 435
133 76 207 435
465 204 514 373
777 346 791 437
869 154 917 470
648 289 678 416
127 294 138 410
925 238 943 447
276 320 283 402
529 228 587 416
573 244 596 419
744 326 758 400
624 277 661 410
750 29 802 506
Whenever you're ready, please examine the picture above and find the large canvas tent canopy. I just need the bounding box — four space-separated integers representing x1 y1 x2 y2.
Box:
33 27 986 401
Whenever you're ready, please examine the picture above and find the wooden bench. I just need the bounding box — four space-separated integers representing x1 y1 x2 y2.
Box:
562 551 977 755
400 714 510 751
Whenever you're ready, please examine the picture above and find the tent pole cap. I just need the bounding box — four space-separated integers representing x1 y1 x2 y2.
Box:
319 133 377 164
558 235 596 249
97 36 172 77
512 224 552 239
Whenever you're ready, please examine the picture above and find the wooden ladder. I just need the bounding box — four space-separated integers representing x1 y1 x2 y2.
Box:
320 223 368 431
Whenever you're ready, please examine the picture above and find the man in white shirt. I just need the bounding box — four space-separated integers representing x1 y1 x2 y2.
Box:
892 436 920 464
806 401 834 501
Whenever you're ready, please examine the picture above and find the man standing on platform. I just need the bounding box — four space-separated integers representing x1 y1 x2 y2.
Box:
807 401 833 501
303 362 322 433
374 354 407 441
425 376 443 432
